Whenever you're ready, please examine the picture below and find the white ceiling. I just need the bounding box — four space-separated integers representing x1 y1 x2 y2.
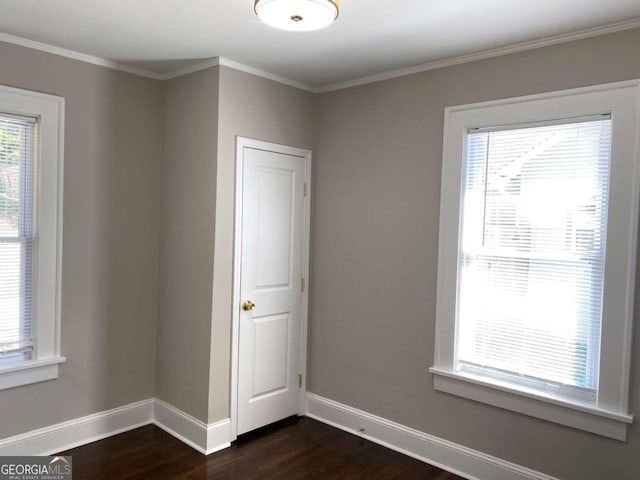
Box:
1 0 640 88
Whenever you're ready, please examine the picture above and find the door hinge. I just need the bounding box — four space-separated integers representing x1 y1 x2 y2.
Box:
303 182 308 197
298 374 303 388
300 278 305 292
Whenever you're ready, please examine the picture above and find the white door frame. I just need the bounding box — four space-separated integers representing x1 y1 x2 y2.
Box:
230 136 312 441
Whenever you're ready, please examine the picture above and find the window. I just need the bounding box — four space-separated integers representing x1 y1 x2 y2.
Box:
0 85 64 390
430 81 640 441
0 115 36 362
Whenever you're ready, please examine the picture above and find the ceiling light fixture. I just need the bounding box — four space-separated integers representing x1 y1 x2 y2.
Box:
254 0 339 31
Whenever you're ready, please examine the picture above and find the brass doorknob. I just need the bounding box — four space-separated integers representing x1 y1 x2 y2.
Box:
242 300 256 311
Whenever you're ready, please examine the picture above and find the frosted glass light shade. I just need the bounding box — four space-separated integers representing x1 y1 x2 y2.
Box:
254 0 339 31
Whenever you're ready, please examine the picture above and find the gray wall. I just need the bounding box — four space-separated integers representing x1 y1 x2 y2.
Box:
309 28 640 480
0 54 317 432
210 66 316 422
0 41 162 437
154 65 316 424
155 67 219 422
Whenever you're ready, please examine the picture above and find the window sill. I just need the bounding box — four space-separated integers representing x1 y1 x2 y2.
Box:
429 366 633 441
0 356 66 391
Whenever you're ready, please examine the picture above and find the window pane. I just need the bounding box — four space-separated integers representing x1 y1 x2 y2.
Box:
0 119 27 237
0 116 34 359
0 242 31 350
457 119 611 392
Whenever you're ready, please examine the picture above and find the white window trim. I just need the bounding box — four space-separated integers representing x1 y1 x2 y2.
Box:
430 80 640 441
0 85 65 390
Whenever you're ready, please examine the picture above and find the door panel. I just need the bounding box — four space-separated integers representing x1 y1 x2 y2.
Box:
237 145 306 435
255 168 294 288
252 313 290 398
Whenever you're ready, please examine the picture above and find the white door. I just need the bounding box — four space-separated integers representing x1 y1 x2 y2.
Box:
236 140 310 436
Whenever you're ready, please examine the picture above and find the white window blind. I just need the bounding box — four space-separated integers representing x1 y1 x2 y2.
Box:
457 117 611 398
0 114 35 362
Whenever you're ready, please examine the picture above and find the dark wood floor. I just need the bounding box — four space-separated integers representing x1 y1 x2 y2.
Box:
59 417 465 479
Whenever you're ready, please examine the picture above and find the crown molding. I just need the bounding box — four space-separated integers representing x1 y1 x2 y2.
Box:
158 57 316 92
0 32 164 80
1 17 640 92
160 58 222 80
0 31 315 91
315 17 640 93
216 57 316 92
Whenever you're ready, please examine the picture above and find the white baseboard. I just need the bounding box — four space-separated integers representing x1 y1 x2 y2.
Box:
0 391 555 480
0 398 154 456
0 398 231 457
153 399 231 455
306 393 559 480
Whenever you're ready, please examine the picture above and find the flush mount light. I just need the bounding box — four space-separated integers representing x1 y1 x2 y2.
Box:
254 0 339 31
